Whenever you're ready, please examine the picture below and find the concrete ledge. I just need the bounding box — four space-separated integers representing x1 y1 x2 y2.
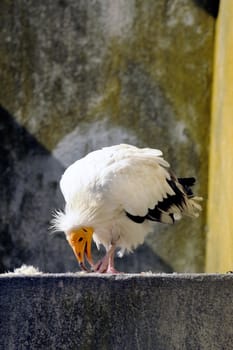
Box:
0 274 233 350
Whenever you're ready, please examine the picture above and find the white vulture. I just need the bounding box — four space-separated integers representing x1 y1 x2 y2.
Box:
53 144 202 273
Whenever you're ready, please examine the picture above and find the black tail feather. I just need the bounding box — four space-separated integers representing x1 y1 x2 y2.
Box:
178 177 196 197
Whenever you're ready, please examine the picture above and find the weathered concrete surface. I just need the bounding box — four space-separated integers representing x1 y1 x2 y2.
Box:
0 274 232 350
0 1 217 273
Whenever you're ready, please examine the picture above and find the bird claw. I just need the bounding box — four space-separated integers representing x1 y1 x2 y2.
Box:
90 258 121 274
106 267 121 274
91 259 108 273
80 242 121 273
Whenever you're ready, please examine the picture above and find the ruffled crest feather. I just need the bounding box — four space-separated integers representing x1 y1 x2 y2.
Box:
50 210 81 233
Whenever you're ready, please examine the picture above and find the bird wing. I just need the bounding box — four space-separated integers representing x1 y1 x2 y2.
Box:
106 154 175 221
99 145 201 224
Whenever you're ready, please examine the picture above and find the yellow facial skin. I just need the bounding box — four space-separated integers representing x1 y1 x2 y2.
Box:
67 227 94 271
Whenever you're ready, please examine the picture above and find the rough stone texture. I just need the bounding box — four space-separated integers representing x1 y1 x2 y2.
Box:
0 1 216 273
0 274 232 350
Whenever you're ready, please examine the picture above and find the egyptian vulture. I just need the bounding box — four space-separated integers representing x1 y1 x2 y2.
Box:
53 144 202 273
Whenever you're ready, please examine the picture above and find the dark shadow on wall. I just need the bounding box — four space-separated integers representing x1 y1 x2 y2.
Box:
193 0 220 18
0 105 173 274
0 105 67 273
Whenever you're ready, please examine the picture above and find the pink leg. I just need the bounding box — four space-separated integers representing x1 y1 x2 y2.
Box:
106 247 120 274
93 244 121 274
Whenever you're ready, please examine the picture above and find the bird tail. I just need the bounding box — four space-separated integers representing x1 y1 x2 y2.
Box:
178 177 203 217
178 177 196 197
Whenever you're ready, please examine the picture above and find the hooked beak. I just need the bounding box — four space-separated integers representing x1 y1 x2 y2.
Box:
68 227 94 271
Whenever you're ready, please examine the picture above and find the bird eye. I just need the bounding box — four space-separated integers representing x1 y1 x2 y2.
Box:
82 228 88 233
78 237 83 242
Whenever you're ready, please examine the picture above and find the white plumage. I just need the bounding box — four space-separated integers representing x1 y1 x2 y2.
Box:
53 144 202 273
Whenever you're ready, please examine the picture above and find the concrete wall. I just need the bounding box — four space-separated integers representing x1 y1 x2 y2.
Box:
0 274 233 349
0 1 216 273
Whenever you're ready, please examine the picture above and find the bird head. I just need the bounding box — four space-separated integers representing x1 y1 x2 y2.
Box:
67 226 94 271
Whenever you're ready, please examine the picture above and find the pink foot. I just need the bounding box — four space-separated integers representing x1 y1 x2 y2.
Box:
106 266 121 274
91 244 122 274
92 257 108 273
92 258 122 274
